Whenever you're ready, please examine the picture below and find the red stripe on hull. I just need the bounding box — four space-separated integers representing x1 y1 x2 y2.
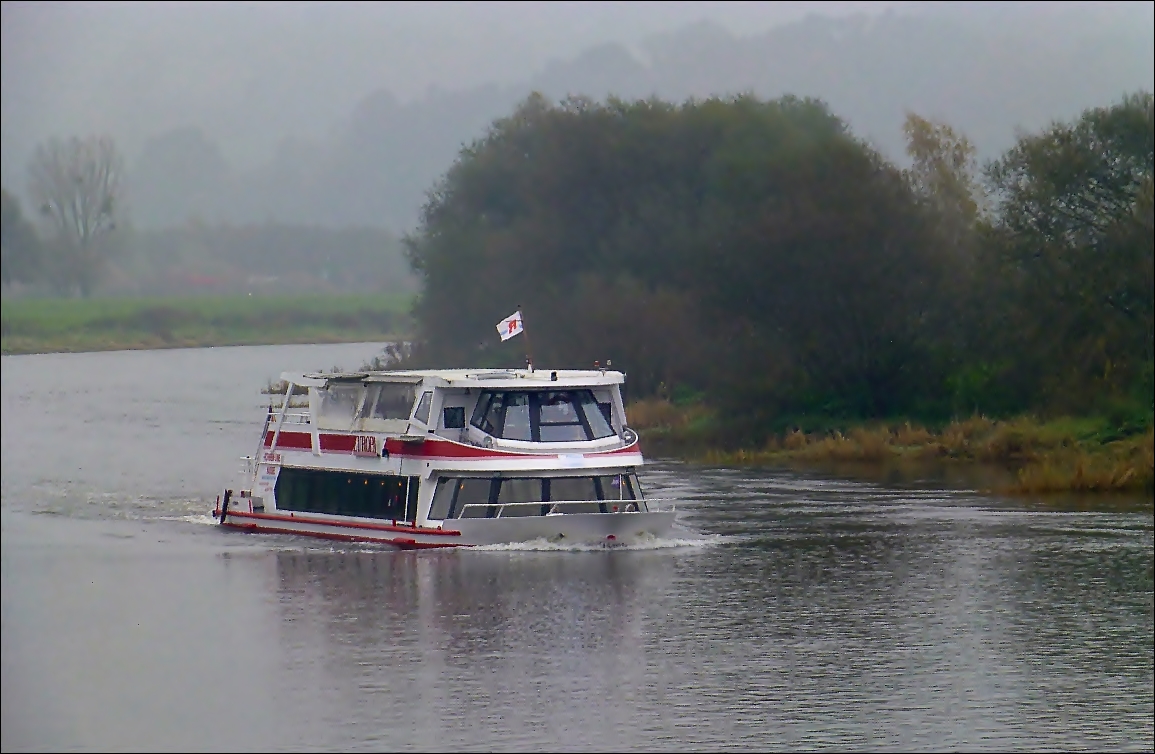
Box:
264 431 641 460
383 436 542 458
221 521 463 549
217 509 461 536
383 436 641 459
319 434 356 452
264 430 311 449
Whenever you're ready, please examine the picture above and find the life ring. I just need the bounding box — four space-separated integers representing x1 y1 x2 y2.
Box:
624 501 638 513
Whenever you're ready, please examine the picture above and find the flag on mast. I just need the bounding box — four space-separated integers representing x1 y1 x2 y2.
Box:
496 310 523 341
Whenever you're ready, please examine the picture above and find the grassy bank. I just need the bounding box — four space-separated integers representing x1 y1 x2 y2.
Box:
627 398 1154 497
1 293 415 355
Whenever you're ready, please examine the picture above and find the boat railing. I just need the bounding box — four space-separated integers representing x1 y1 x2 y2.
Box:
642 499 674 512
458 498 672 518
271 411 311 426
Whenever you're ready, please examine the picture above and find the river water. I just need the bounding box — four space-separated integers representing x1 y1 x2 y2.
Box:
2 343 1152 752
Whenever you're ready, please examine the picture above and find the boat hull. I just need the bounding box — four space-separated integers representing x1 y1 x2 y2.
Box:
450 510 678 546
215 508 677 549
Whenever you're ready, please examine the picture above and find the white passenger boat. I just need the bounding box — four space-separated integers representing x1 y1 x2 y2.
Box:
213 366 676 548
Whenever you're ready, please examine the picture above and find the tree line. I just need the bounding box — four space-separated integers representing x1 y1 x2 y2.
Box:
402 91 1154 437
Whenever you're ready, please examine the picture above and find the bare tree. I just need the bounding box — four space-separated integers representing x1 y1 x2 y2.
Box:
28 135 123 296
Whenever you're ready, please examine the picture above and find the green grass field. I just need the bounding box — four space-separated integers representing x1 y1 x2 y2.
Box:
1 293 416 354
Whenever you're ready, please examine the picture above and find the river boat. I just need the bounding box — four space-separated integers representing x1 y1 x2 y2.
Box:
213 366 676 548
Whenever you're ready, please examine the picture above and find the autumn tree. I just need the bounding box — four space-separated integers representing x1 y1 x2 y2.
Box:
27 135 124 296
900 113 1000 414
903 113 985 233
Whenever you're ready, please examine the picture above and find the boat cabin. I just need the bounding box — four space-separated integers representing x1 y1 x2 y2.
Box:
289 368 632 452
251 368 646 527
222 366 674 546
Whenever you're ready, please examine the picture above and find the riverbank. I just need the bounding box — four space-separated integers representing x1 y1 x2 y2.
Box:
0 293 415 355
628 398 1154 498
4 307 1149 500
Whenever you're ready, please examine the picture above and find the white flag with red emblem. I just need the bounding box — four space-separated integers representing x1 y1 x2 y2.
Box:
496 310 523 341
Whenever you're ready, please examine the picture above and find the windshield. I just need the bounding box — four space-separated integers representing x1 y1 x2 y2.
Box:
469 389 615 441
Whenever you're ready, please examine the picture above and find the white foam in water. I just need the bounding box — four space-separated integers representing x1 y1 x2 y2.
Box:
177 513 219 526
472 532 725 552
168 513 726 551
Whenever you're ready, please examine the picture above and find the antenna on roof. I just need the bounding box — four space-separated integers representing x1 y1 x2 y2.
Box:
519 303 535 373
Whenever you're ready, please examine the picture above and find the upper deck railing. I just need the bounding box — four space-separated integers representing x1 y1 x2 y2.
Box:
457 498 673 518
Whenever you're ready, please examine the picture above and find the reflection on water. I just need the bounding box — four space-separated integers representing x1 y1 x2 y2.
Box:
268 549 664 751
2 345 1153 752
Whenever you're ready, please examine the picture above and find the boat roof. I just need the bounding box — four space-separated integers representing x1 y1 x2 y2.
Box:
282 368 626 389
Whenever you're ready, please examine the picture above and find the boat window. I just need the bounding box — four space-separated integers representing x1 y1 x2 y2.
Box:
469 390 617 442
597 474 617 500
450 477 495 519
360 385 382 419
443 406 465 429
413 391 433 425
470 392 494 433
477 392 503 436
596 474 634 501
549 476 603 513
318 383 362 423
578 391 615 439
371 383 417 420
498 478 544 503
275 468 418 521
428 477 457 520
538 391 586 442
549 476 598 502
497 477 545 517
431 474 646 518
502 393 532 441
539 393 578 423
598 401 613 425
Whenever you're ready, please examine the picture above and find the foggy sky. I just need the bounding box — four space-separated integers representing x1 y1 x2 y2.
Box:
3 2 921 172
2 0 1152 229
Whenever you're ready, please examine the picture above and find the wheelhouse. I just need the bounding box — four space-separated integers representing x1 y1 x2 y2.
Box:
469 389 615 442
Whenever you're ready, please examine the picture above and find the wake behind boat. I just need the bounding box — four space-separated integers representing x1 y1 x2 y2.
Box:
213 365 676 548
